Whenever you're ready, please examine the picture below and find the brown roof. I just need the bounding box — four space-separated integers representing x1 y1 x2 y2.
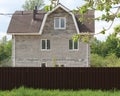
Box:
7 10 46 33
75 10 95 33
7 10 94 34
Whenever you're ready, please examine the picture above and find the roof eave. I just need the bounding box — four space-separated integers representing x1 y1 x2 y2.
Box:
7 32 40 35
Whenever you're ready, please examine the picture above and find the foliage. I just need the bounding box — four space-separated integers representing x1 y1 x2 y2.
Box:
0 86 120 96
114 24 120 38
106 33 120 57
80 0 120 34
0 36 12 66
44 5 53 11
22 0 44 10
91 32 120 58
90 54 106 67
90 53 120 67
72 33 92 43
44 0 59 11
104 53 120 67
90 28 120 67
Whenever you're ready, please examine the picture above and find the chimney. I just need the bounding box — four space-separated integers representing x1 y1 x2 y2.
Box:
33 6 38 20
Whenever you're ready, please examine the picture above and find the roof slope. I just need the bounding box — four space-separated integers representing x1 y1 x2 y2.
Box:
7 5 94 34
7 11 46 33
75 10 95 33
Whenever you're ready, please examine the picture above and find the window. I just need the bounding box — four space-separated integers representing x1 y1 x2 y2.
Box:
69 39 78 50
60 64 64 67
54 17 66 29
41 39 50 50
41 63 46 67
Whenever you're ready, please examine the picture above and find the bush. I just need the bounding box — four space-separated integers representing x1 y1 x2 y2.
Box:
90 54 106 67
105 53 120 67
90 53 120 67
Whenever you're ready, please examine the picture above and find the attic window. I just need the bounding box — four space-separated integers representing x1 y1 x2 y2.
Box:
54 17 66 29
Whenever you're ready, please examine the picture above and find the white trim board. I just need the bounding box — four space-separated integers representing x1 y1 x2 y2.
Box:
39 4 80 35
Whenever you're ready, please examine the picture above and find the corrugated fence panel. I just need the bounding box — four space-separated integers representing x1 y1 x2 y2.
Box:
0 67 120 90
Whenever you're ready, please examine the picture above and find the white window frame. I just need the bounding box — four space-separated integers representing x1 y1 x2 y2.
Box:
54 17 66 29
69 39 79 51
41 39 50 51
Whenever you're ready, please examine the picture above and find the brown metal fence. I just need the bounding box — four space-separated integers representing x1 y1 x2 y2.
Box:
0 67 120 90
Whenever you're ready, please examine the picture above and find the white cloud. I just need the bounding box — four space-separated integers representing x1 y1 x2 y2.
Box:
0 0 5 3
0 32 11 40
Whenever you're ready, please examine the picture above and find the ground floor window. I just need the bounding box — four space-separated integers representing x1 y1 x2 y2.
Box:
41 39 50 50
41 63 46 67
69 39 78 50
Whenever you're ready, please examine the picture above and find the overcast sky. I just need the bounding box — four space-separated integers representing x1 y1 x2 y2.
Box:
0 0 119 41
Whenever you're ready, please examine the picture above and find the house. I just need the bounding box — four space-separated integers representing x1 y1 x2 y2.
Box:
7 4 94 67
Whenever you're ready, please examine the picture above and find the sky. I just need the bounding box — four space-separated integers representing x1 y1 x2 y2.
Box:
0 0 119 41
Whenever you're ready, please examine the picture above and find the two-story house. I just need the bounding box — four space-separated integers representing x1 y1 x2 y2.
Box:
7 4 94 67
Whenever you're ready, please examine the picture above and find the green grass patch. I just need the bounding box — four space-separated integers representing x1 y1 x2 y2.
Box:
0 87 119 96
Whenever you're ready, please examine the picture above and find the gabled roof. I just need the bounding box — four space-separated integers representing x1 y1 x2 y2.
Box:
7 3 94 35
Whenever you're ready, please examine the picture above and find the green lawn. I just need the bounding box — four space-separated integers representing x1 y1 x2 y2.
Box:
0 87 119 96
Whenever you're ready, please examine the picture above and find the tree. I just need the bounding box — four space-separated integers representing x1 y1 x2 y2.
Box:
105 33 120 57
91 33 120 58
44 0 59 11
22 0 44 10
90 38 106 57
1 36 7 45
0 36 12 65
79 0 120 35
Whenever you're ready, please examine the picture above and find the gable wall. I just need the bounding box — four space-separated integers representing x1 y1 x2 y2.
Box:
42 7 77 36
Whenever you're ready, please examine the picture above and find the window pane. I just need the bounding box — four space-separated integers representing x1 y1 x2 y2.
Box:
47 40 50 49
55 18 59 28
69 40 73 49
74 41 78 49
42 40 45 49
41 63 46 67
61 18 65 28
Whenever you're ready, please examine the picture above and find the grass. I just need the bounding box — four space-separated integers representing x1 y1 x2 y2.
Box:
0 87 119 96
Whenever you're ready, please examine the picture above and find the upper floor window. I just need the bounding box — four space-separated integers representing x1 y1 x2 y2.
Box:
69 39 79 50
41 39 50 50
54 17 66 29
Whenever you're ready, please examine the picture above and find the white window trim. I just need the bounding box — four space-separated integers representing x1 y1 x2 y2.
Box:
41 39 50 51
54 17 66 29
69 39 79 51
